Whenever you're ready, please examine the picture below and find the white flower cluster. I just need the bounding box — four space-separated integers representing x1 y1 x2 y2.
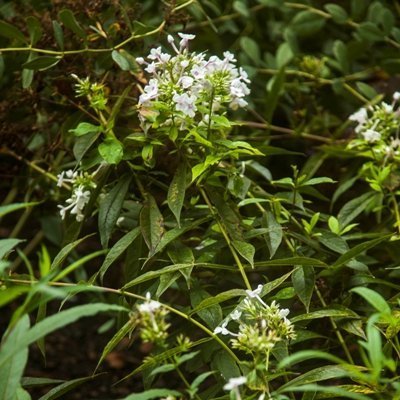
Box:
136 32 250 133
349 92 400 145
57 169 96 222
214 284 295 356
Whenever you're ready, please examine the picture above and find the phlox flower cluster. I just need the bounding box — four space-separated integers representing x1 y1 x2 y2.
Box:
137 292 170 345
57 169 96 222
214 284 296 357
136 32 250 135
348 92 400 160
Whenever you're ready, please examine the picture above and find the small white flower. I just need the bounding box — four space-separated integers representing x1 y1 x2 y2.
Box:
138 292 161 313
278 308 290 319
139 79 159 105
349 108 368 125
179 76 194 89
148 47 163 60
382 102 393 113
58 184 91 222
362 129 381 142
230 310 242 320
173 93 197 117
191 64 206 80
214 322 238 337
245 284 263 298
393 91 400 101
178 32 196 49
145 62 157 74
223 376 247 391
136 57 146 65
223 51 236 63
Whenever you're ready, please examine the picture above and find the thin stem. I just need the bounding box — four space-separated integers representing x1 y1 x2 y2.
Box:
315 286 355 364
390 192 400 235
9 231 44 272
4 277 240 365
199 187 251 290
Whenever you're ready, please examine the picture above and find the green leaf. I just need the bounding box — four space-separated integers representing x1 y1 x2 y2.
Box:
0 315 30 400
331 234 392 269
168 163 187 227
211 350 240 380
281 383 371 400
52 20 64 50
0 303 127 369
324 4 348 23
98 137 124 164
292 266 315 312
265 68 285 122
111 50 131 71
191 288 222 329
190 289 246 315
0 238 24 260
263 211 282 258
0 202 39 218
122 389 182 400
280 365 355 390
58 9 86 39
355 82 378 100
255 257 327 268
69 122 102 137
276 42 293 68
21 377 64 388
98 227 140 280
0 20 26 42
337 192 375 228
301 177 335 186
0 286 30 308
22 56 61 71
291 308 358 323
279 350 345 369
123 263 193 289
99 175 131 248
357 22 384 42
350 287 390 314
232 240 255 268
38 375 104 400
96 321 134 371
140 194 164 256
51 234 94 271
73 131 100 163
291 11 326 37
26 16 43 45
240 36 260 64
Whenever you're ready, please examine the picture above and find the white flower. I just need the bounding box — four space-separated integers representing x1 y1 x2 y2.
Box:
148 47 163 60
136 57 146 65
138 292 161 314
230 310 242 320
58 184 91 222
382 102 393 113
278 308 290 319
245 284 263 298
349 108 368 125
393 91 400 101
223 376 247 391
362 129 381 142
223 51 236 63
57 169 77 187
145 62 157 74
178 32 196 49
173 93 197 117
214 321 238 337
139 79 159 105
191 64 206 80
179 76 194 89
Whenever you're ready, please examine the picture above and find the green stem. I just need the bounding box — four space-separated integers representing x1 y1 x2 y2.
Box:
390 192 400 235
200 187 251 290
4 277 240 365
315 286 354 364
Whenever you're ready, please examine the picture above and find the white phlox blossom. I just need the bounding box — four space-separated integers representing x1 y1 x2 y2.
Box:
223 376 247 391
138 292 162 314
245 284 267 307
58 185 90 222
173 93 197 117
136 32 251 134
362 128 381 143
214 321 238 337
57 169 95 222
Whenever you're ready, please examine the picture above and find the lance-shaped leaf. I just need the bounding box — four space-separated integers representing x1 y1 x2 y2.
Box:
140 194 164 257
168 163 187 227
